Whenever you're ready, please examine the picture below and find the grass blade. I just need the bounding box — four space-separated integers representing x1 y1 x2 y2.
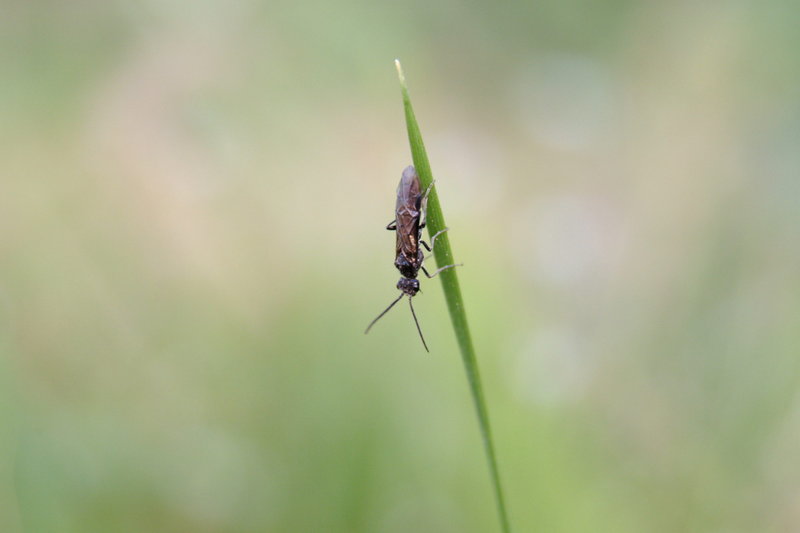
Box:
394 59 512 533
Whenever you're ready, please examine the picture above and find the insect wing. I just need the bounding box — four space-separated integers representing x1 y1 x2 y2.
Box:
395 166 422 258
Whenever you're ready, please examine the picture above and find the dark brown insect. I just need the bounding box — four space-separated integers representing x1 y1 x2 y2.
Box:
365 165 460 351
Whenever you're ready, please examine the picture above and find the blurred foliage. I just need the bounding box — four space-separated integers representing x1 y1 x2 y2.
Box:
1 1 799 532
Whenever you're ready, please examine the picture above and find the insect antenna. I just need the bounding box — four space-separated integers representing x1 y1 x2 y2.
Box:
408 297 429 352
365 293 405 334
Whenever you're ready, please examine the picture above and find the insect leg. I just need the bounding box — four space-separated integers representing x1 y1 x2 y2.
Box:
386 220 397 230
418 179 437 228
420 227 449 252
421 179 436 201
421 263 462 278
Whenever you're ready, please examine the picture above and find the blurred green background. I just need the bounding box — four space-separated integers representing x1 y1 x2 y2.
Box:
2 1 799 532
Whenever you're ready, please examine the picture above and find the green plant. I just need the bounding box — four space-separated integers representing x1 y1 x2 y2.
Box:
395 59 512 533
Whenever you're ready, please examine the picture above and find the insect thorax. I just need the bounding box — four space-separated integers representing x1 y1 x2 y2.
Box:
395 253 421 279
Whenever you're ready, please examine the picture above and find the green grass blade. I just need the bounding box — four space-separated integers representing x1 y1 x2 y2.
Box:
394 59 512 533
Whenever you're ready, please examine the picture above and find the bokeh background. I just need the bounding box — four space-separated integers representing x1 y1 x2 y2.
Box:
2 1 799 532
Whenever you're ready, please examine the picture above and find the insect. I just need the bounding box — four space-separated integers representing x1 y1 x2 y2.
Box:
365 165 460 351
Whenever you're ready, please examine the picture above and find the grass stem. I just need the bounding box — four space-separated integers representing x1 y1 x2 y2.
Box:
394 59 512 533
